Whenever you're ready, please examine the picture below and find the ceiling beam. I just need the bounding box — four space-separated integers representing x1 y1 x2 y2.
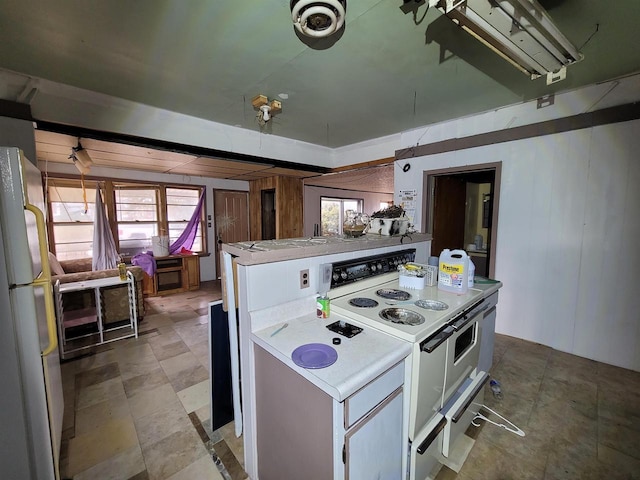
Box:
34 120 332 175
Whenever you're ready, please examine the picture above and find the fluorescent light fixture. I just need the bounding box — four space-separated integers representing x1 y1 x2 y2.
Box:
428 0 583 84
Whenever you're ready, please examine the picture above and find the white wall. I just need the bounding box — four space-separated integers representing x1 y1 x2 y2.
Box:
331 133 401 168
395 120 640 371
303 185 393 237
41 162 249 282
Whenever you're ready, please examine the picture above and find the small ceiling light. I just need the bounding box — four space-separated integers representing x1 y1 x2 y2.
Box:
291 0 347 38
69 139 93 174
251 95 282 126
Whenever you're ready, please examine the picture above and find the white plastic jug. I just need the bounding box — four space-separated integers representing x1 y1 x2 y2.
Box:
438 249 470 294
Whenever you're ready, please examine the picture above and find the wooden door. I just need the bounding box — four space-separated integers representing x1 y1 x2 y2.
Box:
261 189 276 240
214 190 250 278
431 175 466 256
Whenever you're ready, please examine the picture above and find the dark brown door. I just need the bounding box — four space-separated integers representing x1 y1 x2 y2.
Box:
261 189 276 240
214 189 249 277
431 175 466 256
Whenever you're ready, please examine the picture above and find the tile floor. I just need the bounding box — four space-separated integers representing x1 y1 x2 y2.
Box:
436 335 640 480
59 281 246 480
60 285 640 479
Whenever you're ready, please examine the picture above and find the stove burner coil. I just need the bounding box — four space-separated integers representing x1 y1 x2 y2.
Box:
348 297 379 308
376 288 411 301
378 308 425 326
414 300 449 311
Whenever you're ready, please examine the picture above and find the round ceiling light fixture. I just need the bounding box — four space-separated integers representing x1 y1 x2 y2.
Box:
290 0 347 38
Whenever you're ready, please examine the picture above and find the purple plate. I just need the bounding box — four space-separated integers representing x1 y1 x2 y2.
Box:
291 343 338 369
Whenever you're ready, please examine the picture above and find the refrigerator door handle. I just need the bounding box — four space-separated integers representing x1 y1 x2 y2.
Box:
25 203 58 356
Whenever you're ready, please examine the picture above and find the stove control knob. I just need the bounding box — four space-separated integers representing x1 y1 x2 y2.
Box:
340 271 348 280
377 263 383 270
333 272 340 281
371 264 376 272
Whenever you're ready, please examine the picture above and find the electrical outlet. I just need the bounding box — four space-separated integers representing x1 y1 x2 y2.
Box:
300 269 309 289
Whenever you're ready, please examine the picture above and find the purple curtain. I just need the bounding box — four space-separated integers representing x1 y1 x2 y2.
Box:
92 185 120 270
169 190 205 254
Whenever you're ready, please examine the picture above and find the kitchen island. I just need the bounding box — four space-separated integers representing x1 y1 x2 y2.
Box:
252 311 412 479
221 233 432 479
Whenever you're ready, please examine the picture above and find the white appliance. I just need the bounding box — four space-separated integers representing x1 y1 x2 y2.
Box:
329 251 498 479
0 147 64 479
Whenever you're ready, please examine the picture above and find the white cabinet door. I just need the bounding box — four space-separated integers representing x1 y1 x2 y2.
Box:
345 388 403 480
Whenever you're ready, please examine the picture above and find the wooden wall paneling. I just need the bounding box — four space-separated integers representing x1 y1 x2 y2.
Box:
249 177 276 241
249 176 303 240
276 176 303 239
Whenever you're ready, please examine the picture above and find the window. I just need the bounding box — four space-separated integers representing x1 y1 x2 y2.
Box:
48 180 97 261
166 187 204 252
320 197 363 236
47 178 205 260
115 185 159 256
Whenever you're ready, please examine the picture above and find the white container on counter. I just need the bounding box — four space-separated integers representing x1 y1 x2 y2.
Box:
151 235 169 256
368 217 409 236
438 249 470 294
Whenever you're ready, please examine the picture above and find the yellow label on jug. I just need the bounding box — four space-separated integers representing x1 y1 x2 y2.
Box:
439 262 465 288
440 263 464 274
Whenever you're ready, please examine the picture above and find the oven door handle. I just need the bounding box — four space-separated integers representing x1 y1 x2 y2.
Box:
420 325 454 353
451 303 488 331
416 416 447 454
452 372 490 423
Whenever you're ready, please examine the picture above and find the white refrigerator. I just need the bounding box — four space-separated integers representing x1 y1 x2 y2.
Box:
0 147 64 479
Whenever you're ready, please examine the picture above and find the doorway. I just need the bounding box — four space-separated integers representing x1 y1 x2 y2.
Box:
261 189 276 240
213 189 250 278
424 164 501 278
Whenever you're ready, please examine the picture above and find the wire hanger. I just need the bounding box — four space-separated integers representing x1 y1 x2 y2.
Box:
471 404 525 437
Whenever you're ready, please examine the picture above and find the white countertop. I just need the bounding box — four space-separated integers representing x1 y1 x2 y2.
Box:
224 233 432 265
471 277 503 297
252 311 412 402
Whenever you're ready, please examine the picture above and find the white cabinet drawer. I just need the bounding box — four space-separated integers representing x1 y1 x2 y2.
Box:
344 361 404 428
442 371 489 457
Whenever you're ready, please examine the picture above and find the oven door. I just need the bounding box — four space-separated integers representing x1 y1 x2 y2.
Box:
409 325 454 440
441 371 489 457
443 307 484 401
409 412 446 480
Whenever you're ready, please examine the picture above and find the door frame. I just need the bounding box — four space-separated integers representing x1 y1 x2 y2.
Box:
422 162 502 278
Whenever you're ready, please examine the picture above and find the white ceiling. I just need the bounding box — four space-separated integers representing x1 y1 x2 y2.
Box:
2 1 640 191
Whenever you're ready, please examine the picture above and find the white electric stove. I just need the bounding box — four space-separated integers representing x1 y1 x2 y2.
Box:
331 276 484 343
326 250 493 480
